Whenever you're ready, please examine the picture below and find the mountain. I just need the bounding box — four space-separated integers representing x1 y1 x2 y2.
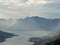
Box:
46 36 60 45
0 30 18 43
29 33 60 45
16 16 60 31
0 16 60 45
0 16 60 31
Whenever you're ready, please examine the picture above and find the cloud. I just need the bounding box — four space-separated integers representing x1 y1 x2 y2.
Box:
0 0 60 19
0 0 60 9
0 0 19 3
0 0 60 7
0 0 54 7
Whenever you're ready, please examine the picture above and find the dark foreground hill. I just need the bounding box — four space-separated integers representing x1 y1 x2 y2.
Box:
45 34 60 45
0 30 18 43
29 33 60 45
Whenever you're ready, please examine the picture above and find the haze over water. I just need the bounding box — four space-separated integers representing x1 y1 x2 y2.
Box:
0 29 52 45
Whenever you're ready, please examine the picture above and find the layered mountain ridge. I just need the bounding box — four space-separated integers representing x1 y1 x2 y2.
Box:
0 16 60 31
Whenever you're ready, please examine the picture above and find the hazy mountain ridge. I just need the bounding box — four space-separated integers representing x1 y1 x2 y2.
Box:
0 16 60 31
21 16 60 30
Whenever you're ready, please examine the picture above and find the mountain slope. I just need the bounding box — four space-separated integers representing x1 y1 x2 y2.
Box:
29 33 60 45
46 38 60 45
0 16 60 31
0 30 18 43
46 34 60 45
16 16 60 31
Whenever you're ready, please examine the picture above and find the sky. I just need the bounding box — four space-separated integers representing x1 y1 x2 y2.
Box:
0 0 60 19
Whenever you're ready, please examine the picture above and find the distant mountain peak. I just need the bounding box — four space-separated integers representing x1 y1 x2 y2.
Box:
25 16 45 20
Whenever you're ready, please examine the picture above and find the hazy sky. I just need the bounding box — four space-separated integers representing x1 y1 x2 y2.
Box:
0 0 60 19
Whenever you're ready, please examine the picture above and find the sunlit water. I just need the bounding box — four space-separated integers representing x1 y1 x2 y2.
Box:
0 30 52 45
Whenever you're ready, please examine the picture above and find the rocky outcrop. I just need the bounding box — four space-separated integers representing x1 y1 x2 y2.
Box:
29 34 60 45
0 30 18 43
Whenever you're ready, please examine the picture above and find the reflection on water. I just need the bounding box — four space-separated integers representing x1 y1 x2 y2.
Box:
0 30 52 45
